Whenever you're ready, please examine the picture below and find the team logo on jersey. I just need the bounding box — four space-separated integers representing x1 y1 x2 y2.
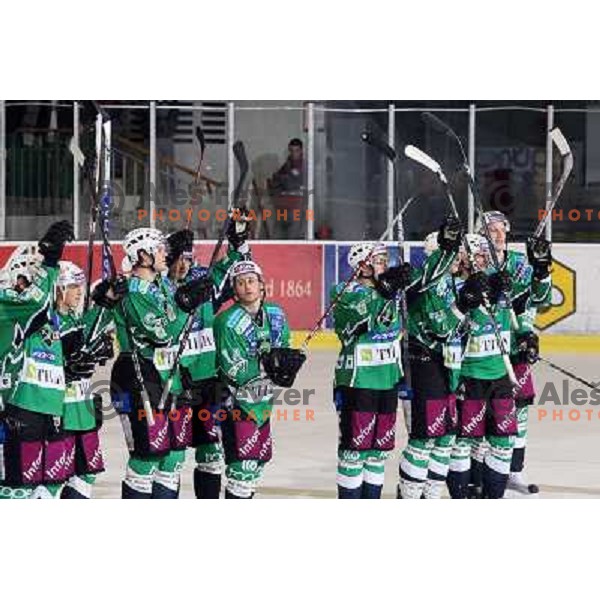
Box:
357 300 368 316
143 313 167 338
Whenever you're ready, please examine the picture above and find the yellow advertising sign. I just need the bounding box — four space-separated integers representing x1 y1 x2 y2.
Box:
535 259 576 330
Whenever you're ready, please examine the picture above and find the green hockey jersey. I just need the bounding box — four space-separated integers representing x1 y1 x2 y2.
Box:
165 248 243 384
332 247 458 390
114 273 185 395
0 265 62 413
214 301 290 426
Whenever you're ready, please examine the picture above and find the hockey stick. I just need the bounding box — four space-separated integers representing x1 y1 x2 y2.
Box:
422 111 572 258
421 112 506 271
70 111 155 426
194 125 206 184
207 140 249 269
362 131 411 388
251 178 270 239
507 128 573 326
82 112 105 312
187 125 207 229
534 128 573 238
158 140 250 409
404 143 518 385
422 113 573 335
101 118 112 283
538 356 597 390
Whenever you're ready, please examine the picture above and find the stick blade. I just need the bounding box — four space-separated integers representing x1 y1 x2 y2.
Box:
233 140 249 175
69 137 85 167
361 131 396 162
233 141 249 204
550 127 571 157
195 125 206 159
404 145 444 180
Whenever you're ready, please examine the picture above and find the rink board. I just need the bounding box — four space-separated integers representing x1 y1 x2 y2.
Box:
0 240 593 335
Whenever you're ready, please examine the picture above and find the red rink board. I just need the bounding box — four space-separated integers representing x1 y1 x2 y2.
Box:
0 242 323 330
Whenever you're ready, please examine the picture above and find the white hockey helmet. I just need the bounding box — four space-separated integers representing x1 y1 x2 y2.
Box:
58 261 85 289
6 246 42 287
347 242 387 270
423 232 439 257
124 227 166 266
479 210 511 233
229 260 264 285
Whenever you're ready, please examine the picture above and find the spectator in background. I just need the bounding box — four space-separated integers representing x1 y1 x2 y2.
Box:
268 138 306 240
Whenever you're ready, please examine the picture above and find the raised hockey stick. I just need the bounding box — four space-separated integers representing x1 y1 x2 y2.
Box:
421 111 506 271
82 112 105 312
70 109 155 425
422 111 572 248
158 140 250 409
187 125 207 229
404 143 518 386
534 128 573 238
194 125 206 183
422 112 573 335
361 130 412 387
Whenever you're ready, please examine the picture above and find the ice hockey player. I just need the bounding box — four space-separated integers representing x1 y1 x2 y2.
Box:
163 217 251 499
214 260 305 499
397 226 488 499
479 211 552 495
330 241 412 499
0 221 74 499
56 261 123 498
446 233 520 499
111 227 210 499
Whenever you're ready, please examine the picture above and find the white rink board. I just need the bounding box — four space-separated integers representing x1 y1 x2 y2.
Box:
547 243 600 333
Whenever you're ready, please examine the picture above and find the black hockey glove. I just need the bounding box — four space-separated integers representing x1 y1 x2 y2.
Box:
516 332 539 365
86 333 115 366
487 270 512 304
375 263 413 300
438 214 462 252
38 220 74 267
261 348 307 388
61 329 85 358
226 207 250 250
166 229 194 267
526 236 552 280
64 353 97 384
456 272 488 313
175 275 213 313
92 275 128 309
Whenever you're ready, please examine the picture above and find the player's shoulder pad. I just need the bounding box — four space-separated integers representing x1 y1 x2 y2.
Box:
215 303 243 328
